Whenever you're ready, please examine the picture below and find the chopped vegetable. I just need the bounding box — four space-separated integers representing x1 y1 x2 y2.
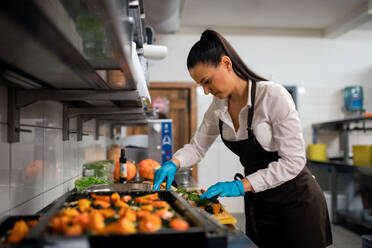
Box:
176 188 223 215
175 188 187 194
7 221 29 244
169 218 189 231
47 192 191 236
91 194 110 203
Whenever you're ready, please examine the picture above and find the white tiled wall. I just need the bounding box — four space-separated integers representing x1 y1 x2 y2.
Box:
0 85 112 216
148 28 372 213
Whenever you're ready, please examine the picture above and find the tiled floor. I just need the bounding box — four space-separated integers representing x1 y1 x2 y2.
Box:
231 213 364 247
329 224 362 248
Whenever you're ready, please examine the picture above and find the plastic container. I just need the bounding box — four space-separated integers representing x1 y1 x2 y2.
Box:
82 160 114 181
344 86 363 111
352 145 372 167
307 144 327 162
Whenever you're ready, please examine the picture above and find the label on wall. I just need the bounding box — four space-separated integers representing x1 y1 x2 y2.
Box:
161 121 172 164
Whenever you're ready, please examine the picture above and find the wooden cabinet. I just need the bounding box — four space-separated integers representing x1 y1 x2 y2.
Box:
126 82 198 180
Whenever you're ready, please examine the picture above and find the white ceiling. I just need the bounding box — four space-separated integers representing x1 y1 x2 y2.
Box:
179 0 372 37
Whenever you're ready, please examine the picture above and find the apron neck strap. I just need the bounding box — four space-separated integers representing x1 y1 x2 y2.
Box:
247 80 257 136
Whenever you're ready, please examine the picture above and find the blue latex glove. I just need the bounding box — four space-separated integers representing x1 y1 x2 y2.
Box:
152 160 178 190
200 180 245 199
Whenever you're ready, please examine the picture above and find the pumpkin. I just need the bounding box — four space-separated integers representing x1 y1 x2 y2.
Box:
127 161 136 181
138 159 161 180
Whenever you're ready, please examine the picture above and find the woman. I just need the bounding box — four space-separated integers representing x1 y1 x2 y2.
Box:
153 30 332 248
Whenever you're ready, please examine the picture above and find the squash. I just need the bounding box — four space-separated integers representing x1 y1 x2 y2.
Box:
138 159 161 180
127 161 136 181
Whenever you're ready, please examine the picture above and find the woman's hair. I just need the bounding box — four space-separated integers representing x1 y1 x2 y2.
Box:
187 30 266 82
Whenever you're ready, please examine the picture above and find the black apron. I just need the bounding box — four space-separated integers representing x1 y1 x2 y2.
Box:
219 81 332 248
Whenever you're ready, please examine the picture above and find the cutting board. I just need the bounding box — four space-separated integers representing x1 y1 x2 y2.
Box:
212 206 237 224
142 183 237 224
181 187 237 225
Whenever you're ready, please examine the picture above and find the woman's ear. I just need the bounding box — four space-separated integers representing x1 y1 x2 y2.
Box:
220 56 232 71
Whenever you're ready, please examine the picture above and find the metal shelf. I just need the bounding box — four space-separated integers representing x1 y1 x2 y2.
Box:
312 116 372 130
307 159 372 176
1 0 150 142
337 209 372 230
307 160 372 228
312 116 372 162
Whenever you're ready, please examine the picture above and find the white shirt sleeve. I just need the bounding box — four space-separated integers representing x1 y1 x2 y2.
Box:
246 85 306 193
173 102 220 168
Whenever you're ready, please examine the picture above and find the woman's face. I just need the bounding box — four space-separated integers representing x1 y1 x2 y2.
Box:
189 57 234 99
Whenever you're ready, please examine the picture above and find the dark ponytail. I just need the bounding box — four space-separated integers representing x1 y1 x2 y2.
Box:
187 30 266 82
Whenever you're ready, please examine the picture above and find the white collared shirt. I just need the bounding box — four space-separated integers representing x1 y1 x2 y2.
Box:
173 81 306 193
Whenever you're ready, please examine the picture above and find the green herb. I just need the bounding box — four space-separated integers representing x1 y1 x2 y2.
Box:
186 192 209 207
74 177 112 192
176 188 187 194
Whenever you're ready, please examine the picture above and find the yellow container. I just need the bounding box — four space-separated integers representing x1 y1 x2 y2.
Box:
352 145 372 167
307 144 327 162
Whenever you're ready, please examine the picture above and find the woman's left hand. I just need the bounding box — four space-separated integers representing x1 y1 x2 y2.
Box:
200 180 245 199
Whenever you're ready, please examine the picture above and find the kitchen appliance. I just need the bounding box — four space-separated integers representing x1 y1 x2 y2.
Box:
148 119 173 164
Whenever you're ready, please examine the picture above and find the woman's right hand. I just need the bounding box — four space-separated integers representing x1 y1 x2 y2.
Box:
152 160 179 190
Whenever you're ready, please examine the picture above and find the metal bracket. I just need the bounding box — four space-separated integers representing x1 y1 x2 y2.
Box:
95 119 100 141
7 87 20 142
64 106 145 142
62 104 69 141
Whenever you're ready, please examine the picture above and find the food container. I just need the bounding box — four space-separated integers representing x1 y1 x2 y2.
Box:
82 160 114 181
174 168 193 187
307 144 327 162
27 191 228 248
353 145 372 167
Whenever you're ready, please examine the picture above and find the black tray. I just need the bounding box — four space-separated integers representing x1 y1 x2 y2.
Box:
27 191 228 248
0 215 41 248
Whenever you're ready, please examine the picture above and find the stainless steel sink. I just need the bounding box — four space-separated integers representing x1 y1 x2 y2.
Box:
82 182 152 193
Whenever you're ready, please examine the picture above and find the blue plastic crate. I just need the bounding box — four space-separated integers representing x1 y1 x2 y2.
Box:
362 235 372 248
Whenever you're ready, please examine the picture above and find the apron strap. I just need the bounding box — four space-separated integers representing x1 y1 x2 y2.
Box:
247 80 256 140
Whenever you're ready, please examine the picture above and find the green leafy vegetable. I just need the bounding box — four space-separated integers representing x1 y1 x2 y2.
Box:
176 188 187 194
74 177 112 192
82 160 114 180
186 192 209 207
